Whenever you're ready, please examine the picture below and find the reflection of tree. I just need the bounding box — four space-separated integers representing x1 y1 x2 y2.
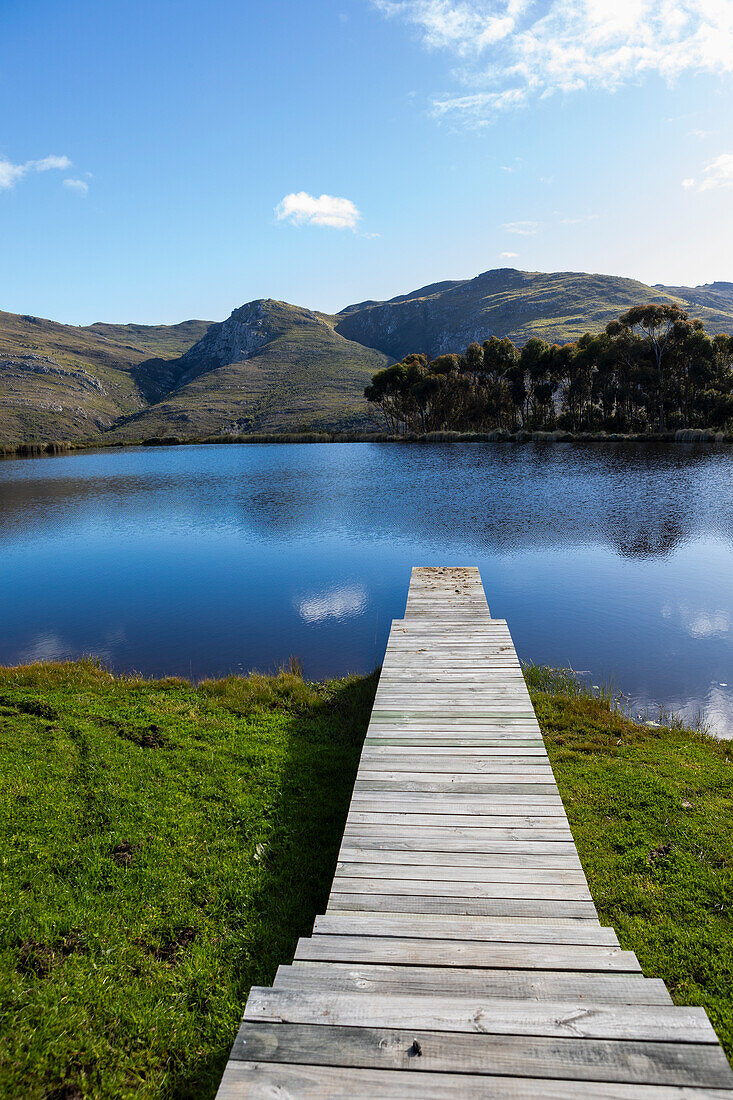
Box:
608 515 688 559
1 442 730 560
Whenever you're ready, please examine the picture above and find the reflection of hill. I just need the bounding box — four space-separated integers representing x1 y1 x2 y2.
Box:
2 443 731 561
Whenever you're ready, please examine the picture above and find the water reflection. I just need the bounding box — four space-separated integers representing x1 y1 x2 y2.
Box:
0 442 732 735
297 586 368 624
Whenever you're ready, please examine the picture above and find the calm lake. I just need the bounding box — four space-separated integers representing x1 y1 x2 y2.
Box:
1 442 732 735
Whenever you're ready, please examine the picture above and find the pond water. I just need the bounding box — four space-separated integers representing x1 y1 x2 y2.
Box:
1 442 732 735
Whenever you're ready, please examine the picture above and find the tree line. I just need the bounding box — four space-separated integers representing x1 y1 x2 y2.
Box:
364 304 733 435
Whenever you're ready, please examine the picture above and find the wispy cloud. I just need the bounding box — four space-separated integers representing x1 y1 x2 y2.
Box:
558 213 599 224
275 191 361 229
500 250 519 258
0 153 73 192
503 219 538 235
682 152 733 191
63 178 89 196
374 1 733 123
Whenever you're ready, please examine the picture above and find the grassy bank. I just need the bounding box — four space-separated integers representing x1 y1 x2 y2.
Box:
1 661 731 1097
526 664 733 1057
0 661 376 1099
1 426 732 459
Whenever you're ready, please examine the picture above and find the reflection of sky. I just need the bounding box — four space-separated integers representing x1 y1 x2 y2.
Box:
297 585 368 624
1 442 732 735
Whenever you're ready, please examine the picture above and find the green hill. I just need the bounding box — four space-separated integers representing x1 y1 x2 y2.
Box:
109 300 390 440
335 268 733 360
0 313 211 444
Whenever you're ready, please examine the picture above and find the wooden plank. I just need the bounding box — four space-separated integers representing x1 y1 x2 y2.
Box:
242 991 720 1043
356 761 556 774
327 894 600 917
353 781 560 794
345 814 573 830
329 878 593 902
346 800 569 816
218 1061 733 1099
294 936 639 972
312 913 618 944
275 963 673 1004
339 836 582 855
343 827 577 845
361 746 550 755
337 849 584 871
348 792 566 808
335 862 588 884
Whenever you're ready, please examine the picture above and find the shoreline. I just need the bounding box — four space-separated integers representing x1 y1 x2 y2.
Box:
2 426 732 460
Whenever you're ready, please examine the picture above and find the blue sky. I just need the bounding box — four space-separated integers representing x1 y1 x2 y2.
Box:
1 0 732 324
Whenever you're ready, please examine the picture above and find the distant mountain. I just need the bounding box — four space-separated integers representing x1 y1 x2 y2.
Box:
335 269 733 360
2 269 732 446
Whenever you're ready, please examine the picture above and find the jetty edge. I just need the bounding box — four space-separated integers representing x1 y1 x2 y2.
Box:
215 566 733 1098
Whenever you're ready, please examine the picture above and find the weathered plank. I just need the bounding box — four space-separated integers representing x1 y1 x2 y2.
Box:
274 963 673 1004
218 1061 733 1099
242 992 720 1043
328 893 600 918
294 936 641 971
335 861 588 883
311 914 617 944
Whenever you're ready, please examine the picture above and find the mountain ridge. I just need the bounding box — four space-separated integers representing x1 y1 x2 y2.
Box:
2 268 732 445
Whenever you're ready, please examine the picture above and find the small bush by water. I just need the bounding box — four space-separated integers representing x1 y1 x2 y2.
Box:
0 660 731 1097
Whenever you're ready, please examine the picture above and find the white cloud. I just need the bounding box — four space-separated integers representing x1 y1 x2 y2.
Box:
682 152 733 191
30 154 72 172
500 250 519 258
374 0 733 122
63 178 89 195
698 152 733 190
0 153 72 192
503 219 538 235
0 161 26 190
275 191 361 229
559 213 599 224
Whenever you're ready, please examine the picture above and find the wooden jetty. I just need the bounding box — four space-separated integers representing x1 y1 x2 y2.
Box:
217 566 733 1098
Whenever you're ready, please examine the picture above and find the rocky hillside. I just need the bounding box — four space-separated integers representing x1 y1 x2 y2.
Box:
2 268 732 445
109 300 389 440
0 312 211 444
335 269 733 361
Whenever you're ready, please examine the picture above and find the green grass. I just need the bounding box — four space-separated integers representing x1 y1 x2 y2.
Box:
1 659 731 1097
525 664 733 1057
0 660 377 1099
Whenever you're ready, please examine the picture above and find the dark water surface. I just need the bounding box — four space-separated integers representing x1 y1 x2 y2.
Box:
1 442 732 735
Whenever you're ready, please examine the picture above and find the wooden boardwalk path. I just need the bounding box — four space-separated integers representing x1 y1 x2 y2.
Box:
217 567 733 1098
